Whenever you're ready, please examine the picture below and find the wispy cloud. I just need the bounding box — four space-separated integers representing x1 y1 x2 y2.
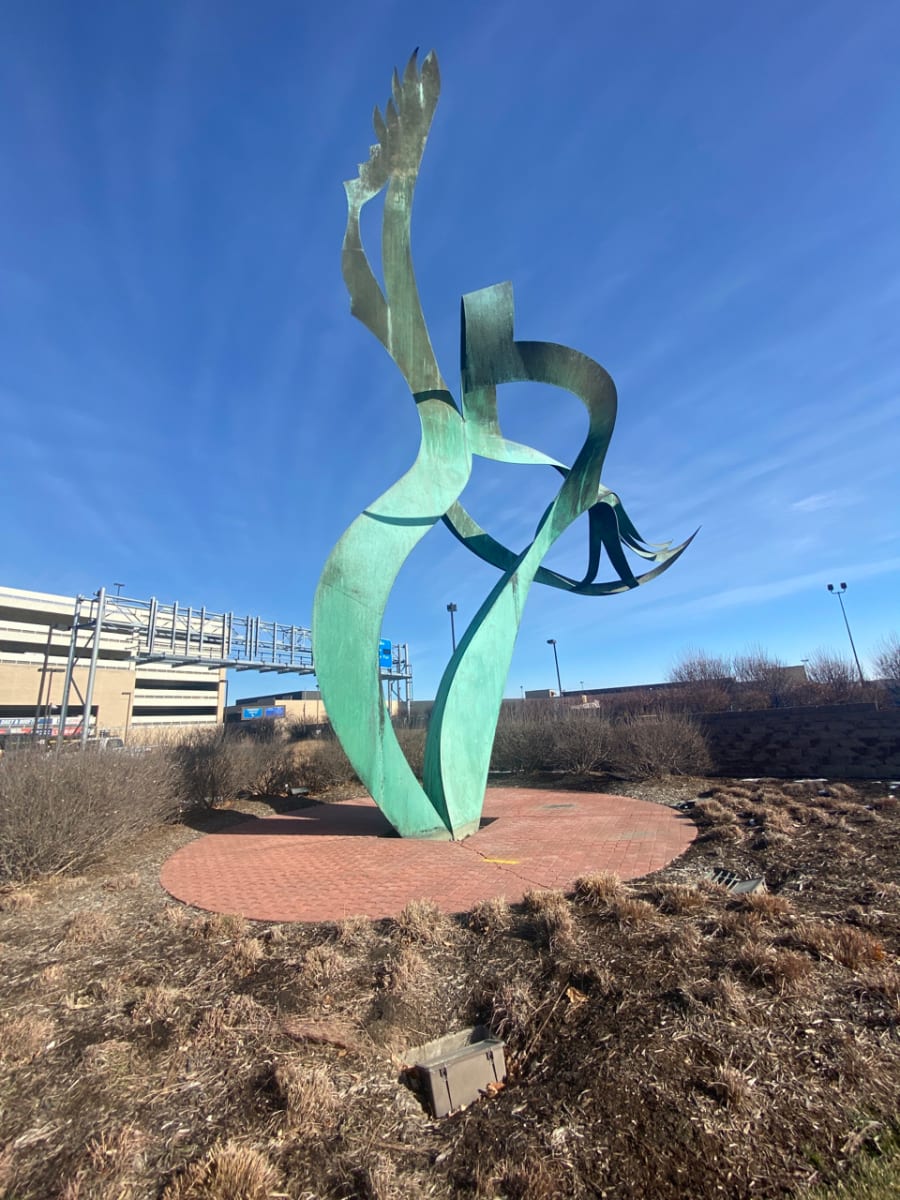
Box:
790 491 849 513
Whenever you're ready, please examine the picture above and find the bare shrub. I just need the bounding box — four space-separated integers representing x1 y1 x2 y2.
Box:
669 649 732 685
162 1140 281 1200
573 871 626 905
170 729 298 810
0 747 180 884
393 725 426 779
733 644 800 707
550 712 614 774
299 738 358 793
609 712 712 778
490 709 558 773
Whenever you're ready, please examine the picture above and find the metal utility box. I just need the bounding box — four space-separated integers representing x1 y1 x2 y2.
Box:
407 1026 506 1118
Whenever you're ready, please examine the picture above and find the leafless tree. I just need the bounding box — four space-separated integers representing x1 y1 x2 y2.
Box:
667 649 732 712
733 643 799 707
804 649 858 703
872 633 900 682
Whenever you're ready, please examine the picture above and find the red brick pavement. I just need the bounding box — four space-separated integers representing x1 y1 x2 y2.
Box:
159 787 696 922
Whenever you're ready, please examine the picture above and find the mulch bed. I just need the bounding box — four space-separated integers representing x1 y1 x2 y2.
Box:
0 775 898 1199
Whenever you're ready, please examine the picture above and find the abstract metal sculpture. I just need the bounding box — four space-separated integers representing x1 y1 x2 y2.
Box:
312 52 694 840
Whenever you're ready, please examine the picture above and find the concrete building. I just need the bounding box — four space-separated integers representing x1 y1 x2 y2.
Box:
0 585 226 738
225 690 327 728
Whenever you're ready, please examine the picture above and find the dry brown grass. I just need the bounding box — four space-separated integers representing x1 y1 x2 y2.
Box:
195 911 247 941
162 1141 281 1200
0 887 36 911
653 883 709 914
694 798 737 825
394 897 451 944
38 962 66 987
271 1060 340 1132
380 943 428 997
467 895 511 933
573 871 626 905
300 942 348 987
102 871 141 892
158 903 193 929
743 890 794 918
734 940 813 992
62 909 114 946
336 913 375 946
608 895 659 927
0 1014 54 1064
225 936 265 971
1 775 899 1200
794 921 887 969
857 967 900 1021
706 1063 756 1111
523 888 577 951
131 985 185 1027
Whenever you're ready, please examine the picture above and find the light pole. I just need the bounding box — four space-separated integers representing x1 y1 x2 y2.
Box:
113 582 125 597
826 582 865 683
547 638 562 696
446 603 458 652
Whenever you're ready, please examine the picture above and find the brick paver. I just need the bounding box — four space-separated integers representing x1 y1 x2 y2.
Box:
159 787 696 922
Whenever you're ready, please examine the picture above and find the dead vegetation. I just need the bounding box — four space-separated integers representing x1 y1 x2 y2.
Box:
0 775 898 1198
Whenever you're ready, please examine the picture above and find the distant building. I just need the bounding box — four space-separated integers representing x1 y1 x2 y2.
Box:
225 690 327 727
0 585 225 738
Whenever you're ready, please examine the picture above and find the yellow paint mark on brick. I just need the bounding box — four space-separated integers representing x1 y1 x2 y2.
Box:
483 857 520 864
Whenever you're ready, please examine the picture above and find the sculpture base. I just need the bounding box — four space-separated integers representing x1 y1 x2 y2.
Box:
159 789 698 922
392 816 480 842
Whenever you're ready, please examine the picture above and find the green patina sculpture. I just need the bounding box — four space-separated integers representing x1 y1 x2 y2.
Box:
312 52 694 840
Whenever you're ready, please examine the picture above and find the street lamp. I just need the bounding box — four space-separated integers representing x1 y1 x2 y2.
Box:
826 582 865 683
546 638 562 696
446 603 458 653
113 582 125 597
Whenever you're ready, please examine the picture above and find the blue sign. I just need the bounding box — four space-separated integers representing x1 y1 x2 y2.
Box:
241 707 263 720
264 706 286 718
378 639 392 671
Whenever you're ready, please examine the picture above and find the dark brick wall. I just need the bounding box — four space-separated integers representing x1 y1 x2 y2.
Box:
697 703 900 779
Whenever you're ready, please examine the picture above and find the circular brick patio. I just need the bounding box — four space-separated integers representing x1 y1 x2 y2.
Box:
159 787 696 922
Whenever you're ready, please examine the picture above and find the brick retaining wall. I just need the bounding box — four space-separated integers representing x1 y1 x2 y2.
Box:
698 703 900 779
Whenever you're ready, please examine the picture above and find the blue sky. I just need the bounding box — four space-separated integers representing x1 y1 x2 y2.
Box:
1 0 898 699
